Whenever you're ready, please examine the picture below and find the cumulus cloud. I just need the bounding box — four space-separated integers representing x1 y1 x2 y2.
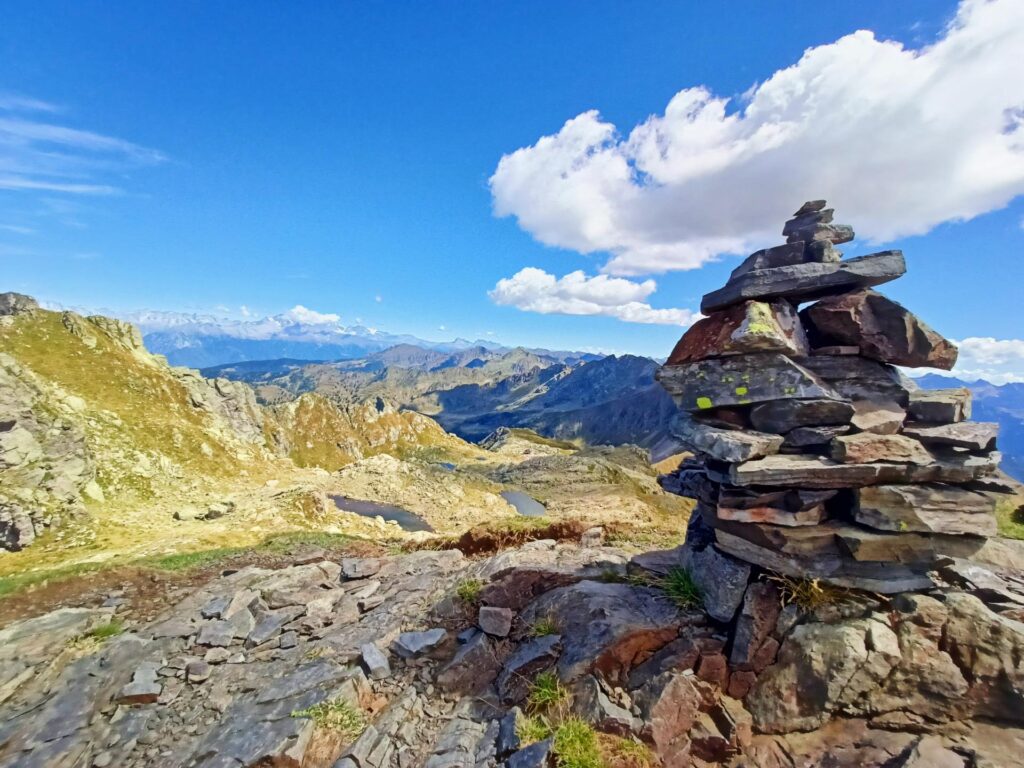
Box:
489 268 699 326
0 92 164 199
490 0 1024 277
910 337 1024 384
281 305 342 325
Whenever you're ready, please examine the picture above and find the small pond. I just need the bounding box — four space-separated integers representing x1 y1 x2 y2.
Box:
500 490 547 517
330 495 434 532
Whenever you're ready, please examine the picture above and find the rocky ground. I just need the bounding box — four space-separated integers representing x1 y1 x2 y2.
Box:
3 529 1024 768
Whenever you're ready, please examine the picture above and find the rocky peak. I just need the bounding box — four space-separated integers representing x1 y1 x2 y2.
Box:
0 292 39 317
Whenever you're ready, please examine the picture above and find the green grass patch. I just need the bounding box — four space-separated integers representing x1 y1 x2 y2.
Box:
527 670 569 714
87 619 125 640
530 616 559 637
656 567 702 609
456 578 483 604
604 737 653 767
552 717 602 768
516 713 553 745
996 496 1024 541
291 698 365 740
509 428 579 451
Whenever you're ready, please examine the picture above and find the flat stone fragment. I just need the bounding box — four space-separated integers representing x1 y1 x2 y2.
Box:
798 355 914 407
716 504 826 527
730 243 808 279
666 300 809 363
391 627 447 659
802 289 957 370
850 399 906 435
855 484 997 536
507 739 554 768
907 388 971 424
835 527 987 563
341 557 381 579
478 605 514 637
672 413 783 463
701 251 906 313
902 421 998 451
783 424 850 448
359 643 391 680
750 398 854 433
713 530 935 594
782 206 833 237
118 661 163 704
830 433 933 465
657 353 843 413
688 544 751 623
196 620 235 647
720 451 1000 489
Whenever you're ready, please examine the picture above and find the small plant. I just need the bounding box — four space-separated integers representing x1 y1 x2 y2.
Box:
765 573 847 611
87 619 125 640
530 616 559 637
516 713 553 745
291 698 365 740
456 578 483 604
304 646 329 660
552 717 602 768
657 567 702 609
527 670 569 714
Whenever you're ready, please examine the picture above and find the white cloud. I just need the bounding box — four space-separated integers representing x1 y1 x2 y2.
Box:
0 95 164 200
489 267 699 326
281 305 341 325
0 224 34 234
489 0 1024 277
909 337 1024 384
375 294 383 303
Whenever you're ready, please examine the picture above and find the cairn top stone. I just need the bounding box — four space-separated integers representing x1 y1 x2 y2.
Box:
700 250 906 313
666 300 808 364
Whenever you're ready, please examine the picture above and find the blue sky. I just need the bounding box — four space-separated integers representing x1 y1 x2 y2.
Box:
2 1 1023 376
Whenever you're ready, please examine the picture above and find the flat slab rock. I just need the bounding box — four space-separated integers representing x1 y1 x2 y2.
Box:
908 388 971 424
750 398 854 434
798 355 914 407
719 451 1001 489
672 413 783 463
657 353 843 413
802 288 958 370
855 484 997 537
666 300 809 364
701 250 906 313
902 421 998 451
830 433 933 466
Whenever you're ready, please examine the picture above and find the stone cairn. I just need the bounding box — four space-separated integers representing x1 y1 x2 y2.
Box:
656 200 1020 594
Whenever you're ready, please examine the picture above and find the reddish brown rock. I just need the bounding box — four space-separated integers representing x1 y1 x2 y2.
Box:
802 289 957 369
730 583 782 672
830 433 932 465
850 399 906 435
902 421 998 451
666 300 808 364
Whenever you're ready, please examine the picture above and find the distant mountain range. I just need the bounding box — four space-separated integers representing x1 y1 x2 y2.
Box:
96 307 596 369
209 349 1024 477
206 346 682 460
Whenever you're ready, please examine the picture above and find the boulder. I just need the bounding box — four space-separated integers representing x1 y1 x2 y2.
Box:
802 289 958 369
657 353 843 413
0 292 38 316
359 643 391 680
830 433 933 465
666 300 809 363
750 398 854 433
902 421 998 451
571 675 637 735
746 618 901 733
519 581 682 684
908 388 971 424
633 672 706 766
436 632 498 693
782 424 850 449
672 414 784 463
701 251 906 313
687 544 752 623
855 484 997 536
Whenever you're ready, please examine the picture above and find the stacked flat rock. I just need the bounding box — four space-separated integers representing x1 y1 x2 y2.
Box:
656 200 1018 594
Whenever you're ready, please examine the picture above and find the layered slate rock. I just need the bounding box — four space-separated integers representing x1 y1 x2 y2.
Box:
656 201 1014 593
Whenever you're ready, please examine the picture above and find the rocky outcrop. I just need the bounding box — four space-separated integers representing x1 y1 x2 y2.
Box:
0 293 38 316
0 353 93 549
3 534 1023 767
